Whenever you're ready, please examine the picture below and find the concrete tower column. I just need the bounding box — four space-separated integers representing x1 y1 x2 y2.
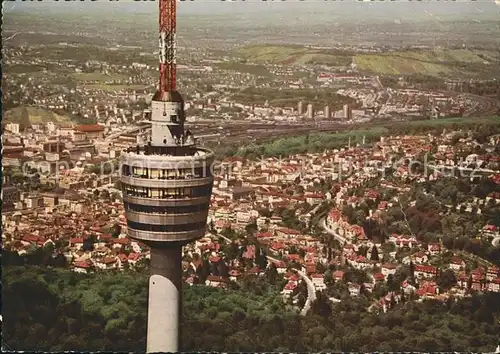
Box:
147 246 182 353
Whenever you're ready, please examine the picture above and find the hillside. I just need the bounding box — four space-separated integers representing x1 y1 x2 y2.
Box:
3 106 73 129
235 45 352 67
3 265 500 352
354 49 500 77
235 45 500 78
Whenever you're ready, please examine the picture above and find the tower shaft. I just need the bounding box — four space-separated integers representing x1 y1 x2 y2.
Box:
147 246 182 352
159 0 177 93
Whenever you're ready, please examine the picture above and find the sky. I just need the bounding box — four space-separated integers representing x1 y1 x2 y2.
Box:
4 0 499 17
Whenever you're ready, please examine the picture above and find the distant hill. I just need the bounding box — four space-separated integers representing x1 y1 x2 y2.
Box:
235 45 352 67
354 49 500 77
235 45 500 78
3 106 73 130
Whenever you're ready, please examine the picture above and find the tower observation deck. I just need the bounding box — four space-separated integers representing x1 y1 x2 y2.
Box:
119 0 214 352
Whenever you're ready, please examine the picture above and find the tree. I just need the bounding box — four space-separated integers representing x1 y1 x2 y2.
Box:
255 246 268 270
386 274 398 292
373 283 388 299
196 258 211 283
209 220 216 234
454 236 469 250
223 241 239 260
111 223 121 238
111 191 122 202
370 245 379 261
355 210 367 226
257 208 272 218
43 242 55 255
437 269 457 291
389 293 396 310
310 291 332 318
357 245 368 257
82 236 95 252
466 274 473 291
400 288 406 303
5 260 500 352
245 222 258 235
297 293 307 309
217 260 230 278
265 263 278 285
442 235 454 250
409 261 415 279
100 189 110 200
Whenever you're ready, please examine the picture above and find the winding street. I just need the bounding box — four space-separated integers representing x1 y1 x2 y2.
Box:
297 269 317 316
213 232 318 315
319 217 347 244
263 254 316 316
492 236 500 248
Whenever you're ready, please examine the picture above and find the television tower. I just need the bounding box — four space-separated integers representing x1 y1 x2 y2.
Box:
119 0 214 352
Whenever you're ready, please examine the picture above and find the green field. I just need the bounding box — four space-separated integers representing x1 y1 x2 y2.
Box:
5 64 47 74
354 49 500 77
215 61 271 77
235 44 352 67
3 106 73 128
404 116 500 127
235 45 500 78
233 115 500 159
71 71 126 82
70 71 146 92
83 83 148 92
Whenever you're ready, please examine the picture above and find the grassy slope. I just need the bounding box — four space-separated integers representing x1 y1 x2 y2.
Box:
236 45 352 67
70 71 145 92
354 49 497 76
3 106 72 125
234 115 500 158
215 62 272 77
83 83 147 92
70 72 127 82
236 45 500 77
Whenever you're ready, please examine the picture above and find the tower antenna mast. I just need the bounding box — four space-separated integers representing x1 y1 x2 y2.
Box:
159 0 177 94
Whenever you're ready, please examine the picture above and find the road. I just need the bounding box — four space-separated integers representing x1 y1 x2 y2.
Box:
264 254 316 316
105 126 146 142
217 233 232 244
375 76 384 90
427 164 497 177
320 217 347 244
214 230 318 316
492 236 500 248
297 269 317 316
457 250 494 268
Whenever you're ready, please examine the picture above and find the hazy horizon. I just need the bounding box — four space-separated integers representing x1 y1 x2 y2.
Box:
3 0 499 49
4 0 500 19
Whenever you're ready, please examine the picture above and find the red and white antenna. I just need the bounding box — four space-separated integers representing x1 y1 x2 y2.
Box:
158 0 177 94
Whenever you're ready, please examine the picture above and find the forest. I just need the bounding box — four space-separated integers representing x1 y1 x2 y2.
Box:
3 265 500 352
227 116 500 159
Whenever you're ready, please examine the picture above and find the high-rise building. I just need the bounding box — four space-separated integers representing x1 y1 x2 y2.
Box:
307 103 314 119
297 101 304 115
343 104 352 120
120 1 214 352
324 105 330 119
